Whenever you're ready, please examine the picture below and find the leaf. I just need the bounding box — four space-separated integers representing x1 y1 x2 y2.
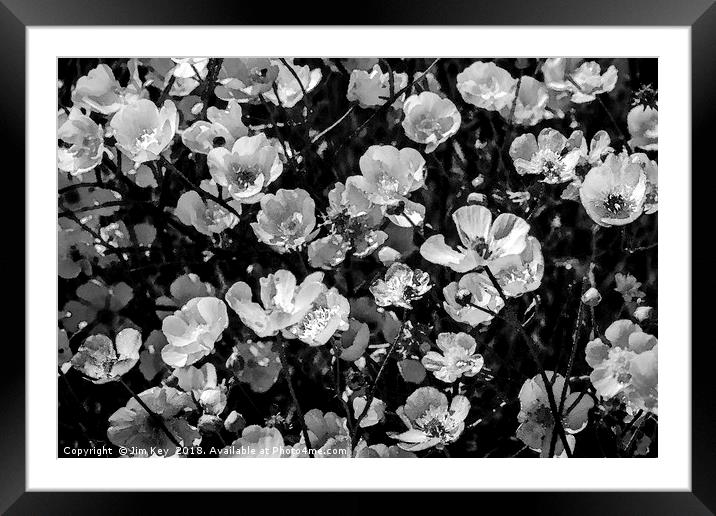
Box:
398 359 426 384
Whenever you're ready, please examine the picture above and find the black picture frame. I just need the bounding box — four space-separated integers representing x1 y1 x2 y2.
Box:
3 1 712 513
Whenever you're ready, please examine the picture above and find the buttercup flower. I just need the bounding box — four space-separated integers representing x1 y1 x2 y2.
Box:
370 262 432 309
566 129 614 167
143 58 204 97
353 397 386 428
207 133 282 204
631 153 658 214
171 363 227 415
350 145 426 227
614 272 646 303
402 91 461 153
71 62 145 115
155 273 215 320
263 58 322 108
110 99 178 164
292 409 352 458
174 180 242 236
420 205 531 273
456 61 517 111
161 297 229 368
509 128 582 184
488 236 544 297
307 181 387 269
516 372 594 456
216 58 280 102
181 100 248 155
170 58 209 78
390 387 470 451
336 319 370 362
57 108 106 176
542 58 618 103
355 145 426 205
585 320 658 414
138 330 168 381
226 340 281 393
633 306 653 322
581 287 603 307
222 425 288 458
579 153 647 227
251 188 318 253
354 443 417 458
71 328 142 384
58 218 99 279
341 58 379 72
627 106 658 151
283 286 350 346
225 270 325 338
421 332 484 383
442 272 505 327
501 76 548 126
61 279 134 334
107 386 199 456
346 64 409 109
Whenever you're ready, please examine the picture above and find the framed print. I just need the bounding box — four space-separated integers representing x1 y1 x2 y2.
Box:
3 0 714 513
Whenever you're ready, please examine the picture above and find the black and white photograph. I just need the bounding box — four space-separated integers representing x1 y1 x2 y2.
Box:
2 0 711 509
57 56 658 459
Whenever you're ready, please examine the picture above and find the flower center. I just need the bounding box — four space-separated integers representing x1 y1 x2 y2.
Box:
203 202 230 226
135 129 159 151
532 404 555 428
536 150 564 181
280 212 304 234
230 164 262 190
376 171 401 198
471 237 491 258
292 306 337 341
608 348 634 384
602 192 632 217
416 116 443 137
455 288 473 306
416 406 458 442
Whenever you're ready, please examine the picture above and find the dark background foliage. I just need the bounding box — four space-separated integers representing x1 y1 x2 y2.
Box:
58 57 657 458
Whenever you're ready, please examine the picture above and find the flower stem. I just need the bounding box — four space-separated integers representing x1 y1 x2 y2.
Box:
483 266 507 304
277 334 314 457
200 58 224 120
548 277 589 457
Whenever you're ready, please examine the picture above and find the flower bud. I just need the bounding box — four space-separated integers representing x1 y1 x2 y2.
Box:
471 175 485 187
198 414 223 435
224 410 246 433
581 287 602 307
467 193 487 205
633 306 653 322
455 288 473 307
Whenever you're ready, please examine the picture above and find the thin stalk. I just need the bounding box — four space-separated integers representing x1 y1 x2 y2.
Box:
310 105 355 145
277 335 314 457
548 278 589 457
